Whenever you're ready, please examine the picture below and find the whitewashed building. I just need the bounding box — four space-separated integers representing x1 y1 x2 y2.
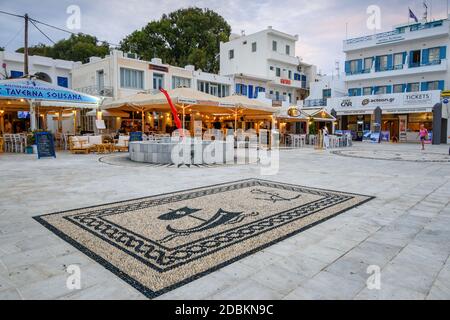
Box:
219 27 317 106
0 51 79 86
323 16 450 144
71 50 234 100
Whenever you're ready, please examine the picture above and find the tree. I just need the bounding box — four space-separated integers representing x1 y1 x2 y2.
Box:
16 34 109 63
0 47 4 51
120 7 231 73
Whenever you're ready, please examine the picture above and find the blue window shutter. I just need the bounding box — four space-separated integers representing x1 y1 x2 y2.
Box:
235 84 240 94
438 80 445 91
421 82 428 91
386 85 392 94
406 84 411 92
402 84 407 92
387 55 393 70
356 88 362 96
402 52 407 64
440 46 447 59
248 85 253 99
345 61 350 74
422 49 429 65
242 85 247 96
10 70 24 78
357 59 363 73
375 57 380 72
57 77 68 88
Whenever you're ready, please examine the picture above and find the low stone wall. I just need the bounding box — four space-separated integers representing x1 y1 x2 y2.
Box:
129 140 235 165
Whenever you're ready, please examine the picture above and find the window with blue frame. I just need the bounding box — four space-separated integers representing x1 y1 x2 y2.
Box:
393 84 406 93
363 57 373 73
421 80 445 91
322 89 331 99
363 87 373 95
393 52 406 69
235 83 248 96
57 76 68 88
374 85 391 94
345 59 362 75
375 55 392 71
248 85 254 99
10 70 24 78
409 50 421 67
254 86 265 98
348 88 361 96
407 82 420 92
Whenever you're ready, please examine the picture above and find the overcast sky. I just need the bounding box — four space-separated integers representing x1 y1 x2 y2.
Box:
0 0 448 74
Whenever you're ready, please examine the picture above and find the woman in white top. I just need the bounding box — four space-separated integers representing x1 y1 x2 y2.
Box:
323 126 329 149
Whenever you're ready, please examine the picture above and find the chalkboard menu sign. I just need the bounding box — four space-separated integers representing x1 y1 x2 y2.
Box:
130 132 143 142
35 132 56 159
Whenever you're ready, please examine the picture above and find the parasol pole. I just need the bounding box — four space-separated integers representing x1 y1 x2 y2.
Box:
141 108 145 133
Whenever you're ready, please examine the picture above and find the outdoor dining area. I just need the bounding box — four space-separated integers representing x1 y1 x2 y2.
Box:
0 79 354 158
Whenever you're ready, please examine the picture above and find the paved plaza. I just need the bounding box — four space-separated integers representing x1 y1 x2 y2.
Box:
0 142 449 300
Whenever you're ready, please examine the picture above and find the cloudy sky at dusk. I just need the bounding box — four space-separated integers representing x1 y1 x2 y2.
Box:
0 0 448 74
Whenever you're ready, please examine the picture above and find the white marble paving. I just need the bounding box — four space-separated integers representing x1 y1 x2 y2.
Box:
0 142 449 300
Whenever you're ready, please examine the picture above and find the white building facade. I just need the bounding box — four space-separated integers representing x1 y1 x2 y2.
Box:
326 17 450 144
0 51 79 87
220 27 317 106
71 50 234 100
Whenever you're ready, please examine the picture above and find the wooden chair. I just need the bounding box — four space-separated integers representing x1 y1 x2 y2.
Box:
114 135 130 152
69 136 91 154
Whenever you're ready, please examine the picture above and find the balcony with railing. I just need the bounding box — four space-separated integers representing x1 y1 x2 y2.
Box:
304 98 327 107
75 86 114 97
345 59 447 81
343 19 449 51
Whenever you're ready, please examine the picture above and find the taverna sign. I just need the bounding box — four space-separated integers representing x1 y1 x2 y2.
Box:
0 79 99 104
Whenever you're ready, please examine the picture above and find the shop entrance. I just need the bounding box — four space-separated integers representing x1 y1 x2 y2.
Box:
382 119 399 142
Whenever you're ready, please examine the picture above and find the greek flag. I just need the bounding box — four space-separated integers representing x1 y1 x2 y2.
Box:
409 8 418 23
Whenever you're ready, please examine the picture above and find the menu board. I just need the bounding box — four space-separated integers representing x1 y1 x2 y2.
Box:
35 132 56 159
130 131 143 142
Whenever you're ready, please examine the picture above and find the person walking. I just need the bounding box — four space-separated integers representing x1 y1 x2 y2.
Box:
323 126 329 149
418 124 428 151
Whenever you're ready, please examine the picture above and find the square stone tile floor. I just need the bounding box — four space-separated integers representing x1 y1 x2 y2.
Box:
0 142 449 300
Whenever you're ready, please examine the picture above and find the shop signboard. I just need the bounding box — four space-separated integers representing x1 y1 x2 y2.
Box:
130 132 143 142
380 131 390 142
403 92 432 105
35 132 56 159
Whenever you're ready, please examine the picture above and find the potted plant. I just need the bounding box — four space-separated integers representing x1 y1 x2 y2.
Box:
26 134 35 154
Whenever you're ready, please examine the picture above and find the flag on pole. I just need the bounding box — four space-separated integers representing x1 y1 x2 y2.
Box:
409 8 419 23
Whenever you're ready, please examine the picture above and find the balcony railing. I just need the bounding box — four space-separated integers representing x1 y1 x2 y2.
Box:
304 99 327 107
345 20 445 45
346 59 444 76
75 86 114 97
266 94 287 102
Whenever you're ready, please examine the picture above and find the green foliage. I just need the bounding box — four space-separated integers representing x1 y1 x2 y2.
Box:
0 47 4 51
120 7 231 73
308 122 317 135
16 34 109 63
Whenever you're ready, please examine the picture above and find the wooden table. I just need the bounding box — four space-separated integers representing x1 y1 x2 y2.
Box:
95 143 114 154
